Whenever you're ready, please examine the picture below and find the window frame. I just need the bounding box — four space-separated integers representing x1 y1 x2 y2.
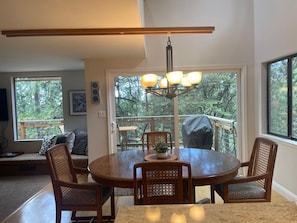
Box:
267 53 297 140
12 76 64 141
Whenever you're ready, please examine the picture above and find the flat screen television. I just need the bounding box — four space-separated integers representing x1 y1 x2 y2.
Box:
0 88 9 121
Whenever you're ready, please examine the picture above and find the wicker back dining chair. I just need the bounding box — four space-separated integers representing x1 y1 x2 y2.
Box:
142 131 173 150
212 137 278 203
46 144 115 223
133 161 193 205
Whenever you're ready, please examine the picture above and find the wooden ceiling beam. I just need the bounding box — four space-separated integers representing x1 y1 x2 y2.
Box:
1 27 215 37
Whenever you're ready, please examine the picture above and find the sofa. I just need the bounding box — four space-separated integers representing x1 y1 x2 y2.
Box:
0 129 88 176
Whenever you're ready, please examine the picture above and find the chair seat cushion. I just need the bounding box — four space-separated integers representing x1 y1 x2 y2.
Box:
62 185 113 206
216 181 266 200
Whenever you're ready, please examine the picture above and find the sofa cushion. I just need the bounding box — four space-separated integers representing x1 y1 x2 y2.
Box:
65 132 75 151
52 132 75 152
72 129 88 155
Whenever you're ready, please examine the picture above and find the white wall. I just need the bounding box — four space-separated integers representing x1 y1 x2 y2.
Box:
254 0 297 199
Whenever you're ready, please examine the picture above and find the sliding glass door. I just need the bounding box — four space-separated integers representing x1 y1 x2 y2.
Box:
108 69 241 157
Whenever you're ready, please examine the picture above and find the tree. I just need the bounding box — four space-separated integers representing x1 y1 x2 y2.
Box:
114 72 238 134
15 77 63 139
178 72 237 120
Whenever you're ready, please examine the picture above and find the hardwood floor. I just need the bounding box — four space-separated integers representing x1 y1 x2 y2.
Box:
1 183 287 223
1 183 119 223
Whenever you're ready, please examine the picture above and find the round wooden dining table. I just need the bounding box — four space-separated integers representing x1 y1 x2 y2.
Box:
88 148 240 188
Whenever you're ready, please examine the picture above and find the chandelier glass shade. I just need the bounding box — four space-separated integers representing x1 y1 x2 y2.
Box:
140 37 203 99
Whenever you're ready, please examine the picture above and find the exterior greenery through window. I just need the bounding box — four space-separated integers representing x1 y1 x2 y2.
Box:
268 54 297 139
114 71 237 151
177 72 237 119
115 72 237 119
14 77 63 140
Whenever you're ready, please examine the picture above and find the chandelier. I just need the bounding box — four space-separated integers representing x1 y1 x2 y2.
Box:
140 37 203 99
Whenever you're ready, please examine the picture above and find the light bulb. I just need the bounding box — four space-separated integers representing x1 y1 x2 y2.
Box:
141 74 158 88
166 71 183 85
186 71 202 85
181 76 192 87
159 78 168 88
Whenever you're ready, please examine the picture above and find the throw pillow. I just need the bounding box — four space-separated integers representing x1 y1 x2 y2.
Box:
65 132 75 152
50 134 66 146
50 132 76 153
72 129 88 155
39 135 55 155
38 132 76 155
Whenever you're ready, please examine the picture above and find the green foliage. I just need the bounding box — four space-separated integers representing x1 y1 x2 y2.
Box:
115 76 174 117
15 78 63 120
268 59 288 136
178 72 237 119
114 72 237 121
15 77 63 139
153 140 169 153
114 72 238 145
268 57 297 137
115 76 147 117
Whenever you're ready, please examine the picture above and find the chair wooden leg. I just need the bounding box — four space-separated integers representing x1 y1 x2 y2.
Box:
97 208 102 223
56 209 61 223
210 184 215 203
102 189 115 220
193 186 196 203
110 189 115 218
71 211 76 220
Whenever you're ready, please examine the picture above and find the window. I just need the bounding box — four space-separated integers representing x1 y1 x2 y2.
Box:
113 70 238 156
114 75 174 142
13 77 64 140
267 54 297 139
177 72 237 120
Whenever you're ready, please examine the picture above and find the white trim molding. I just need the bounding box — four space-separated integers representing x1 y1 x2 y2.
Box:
273 181 297 201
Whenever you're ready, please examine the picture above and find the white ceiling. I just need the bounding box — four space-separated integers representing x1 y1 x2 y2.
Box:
0 0 146 72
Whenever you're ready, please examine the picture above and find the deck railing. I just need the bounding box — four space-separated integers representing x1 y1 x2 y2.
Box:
18 119 64 140
116 115 238 157
17 115 238 157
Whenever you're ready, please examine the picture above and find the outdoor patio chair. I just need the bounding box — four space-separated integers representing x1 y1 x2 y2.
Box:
127 122 149 146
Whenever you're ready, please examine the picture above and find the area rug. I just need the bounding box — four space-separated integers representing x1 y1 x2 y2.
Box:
0 175 51 222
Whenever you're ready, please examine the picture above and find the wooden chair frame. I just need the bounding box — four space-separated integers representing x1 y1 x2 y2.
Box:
212 137 278 203
142 131 173 151
46 144 115 223
133 161 193 205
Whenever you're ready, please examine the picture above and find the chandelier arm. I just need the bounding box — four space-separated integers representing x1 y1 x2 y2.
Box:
145 85 199 98
145 88 164 97
173 88 190 97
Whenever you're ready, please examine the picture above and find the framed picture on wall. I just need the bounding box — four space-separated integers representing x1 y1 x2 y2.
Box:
69 90 87 115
